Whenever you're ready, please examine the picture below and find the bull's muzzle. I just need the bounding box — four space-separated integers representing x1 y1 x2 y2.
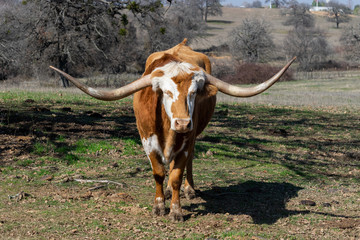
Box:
174 118 192 133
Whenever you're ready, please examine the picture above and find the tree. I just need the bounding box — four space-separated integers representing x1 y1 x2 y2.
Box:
327 1 351 28
0 0 205 84
187 0 223 22
137 0 206 53
283 27 332 70
283 1 314 29
228 18 275 63
340 24 360 62
312 0 325 7
0 0 164 83
251 1 262 8
0 0 33 80
354 5 360 15
265 0 288 8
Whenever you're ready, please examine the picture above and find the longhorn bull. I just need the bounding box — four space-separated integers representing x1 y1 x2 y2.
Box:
50 39 295 221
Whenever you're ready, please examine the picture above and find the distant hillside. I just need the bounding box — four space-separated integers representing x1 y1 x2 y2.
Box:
190 7 360 59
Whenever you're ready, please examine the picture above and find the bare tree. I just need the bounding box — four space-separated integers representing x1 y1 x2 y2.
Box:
252 1 262 8
185 0 223 22
283 1 314 29
265 0 288 8
138 0 206 53
0 0 32 80
327 1 351 29
228 18 275 63
1 0 205 84
0 0 163 83
284 27 331 71
340 24 360 62
311 0 326 7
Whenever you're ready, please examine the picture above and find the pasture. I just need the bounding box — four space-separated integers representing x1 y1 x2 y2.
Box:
192 7 360 54
0 77 359 239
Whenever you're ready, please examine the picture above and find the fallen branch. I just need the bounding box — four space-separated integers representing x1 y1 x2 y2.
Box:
88 185 106 191
8 191 33 202
74 179 126 188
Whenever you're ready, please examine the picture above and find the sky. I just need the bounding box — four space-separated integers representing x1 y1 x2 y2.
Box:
222 0 312 7
222 0 355 8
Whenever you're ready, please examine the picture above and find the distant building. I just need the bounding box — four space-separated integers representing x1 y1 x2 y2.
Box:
310 7 332 12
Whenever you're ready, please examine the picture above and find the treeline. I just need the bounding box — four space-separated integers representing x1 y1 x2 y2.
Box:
0 0 222 82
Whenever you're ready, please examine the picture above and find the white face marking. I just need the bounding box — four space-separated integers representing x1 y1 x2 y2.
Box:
186 71 205 130
151 61 206 132
141 134 188 165
184 151 189 158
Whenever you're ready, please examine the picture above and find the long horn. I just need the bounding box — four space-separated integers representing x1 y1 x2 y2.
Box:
49 66 152 101
205 57 296 98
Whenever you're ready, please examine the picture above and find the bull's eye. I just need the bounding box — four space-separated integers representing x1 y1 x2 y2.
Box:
164 90 173 99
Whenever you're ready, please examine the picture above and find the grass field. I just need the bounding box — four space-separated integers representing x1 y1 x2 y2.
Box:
0 77 359 239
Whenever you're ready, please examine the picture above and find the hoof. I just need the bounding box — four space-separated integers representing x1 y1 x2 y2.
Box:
164 186 172 200
152 200 165 216
169 210 184 222
169 204 183 222
184 186 196 200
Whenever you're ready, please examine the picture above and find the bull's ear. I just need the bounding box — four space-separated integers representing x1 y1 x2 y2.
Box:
203 83 218 98
198 83 218 100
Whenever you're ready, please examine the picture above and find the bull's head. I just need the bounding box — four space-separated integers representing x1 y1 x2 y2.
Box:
149 55 218 133
50 55 295 133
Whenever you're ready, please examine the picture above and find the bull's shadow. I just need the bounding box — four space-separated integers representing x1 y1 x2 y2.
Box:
186 181 303 224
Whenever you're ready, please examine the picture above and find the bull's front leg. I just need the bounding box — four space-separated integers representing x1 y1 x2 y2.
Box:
165 150 196 201
148 152 166 216
184 153 196 200
168 153 188 222
164 160 174 200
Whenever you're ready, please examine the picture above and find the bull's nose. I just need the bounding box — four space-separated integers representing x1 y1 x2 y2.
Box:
174 119 191 132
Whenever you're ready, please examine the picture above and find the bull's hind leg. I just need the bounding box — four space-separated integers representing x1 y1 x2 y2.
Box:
148 152 166 216
168 153 188 222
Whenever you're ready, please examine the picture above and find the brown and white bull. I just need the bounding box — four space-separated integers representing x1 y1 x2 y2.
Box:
50 39 295 221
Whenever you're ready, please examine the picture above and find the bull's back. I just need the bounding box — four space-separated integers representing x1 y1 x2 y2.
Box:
146 41 212 74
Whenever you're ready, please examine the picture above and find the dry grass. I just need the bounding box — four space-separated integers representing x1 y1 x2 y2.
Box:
191 8 292 50
191 7 360 63
217 75 360 112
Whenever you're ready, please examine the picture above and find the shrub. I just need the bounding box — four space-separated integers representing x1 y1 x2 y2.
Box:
222 62 294 85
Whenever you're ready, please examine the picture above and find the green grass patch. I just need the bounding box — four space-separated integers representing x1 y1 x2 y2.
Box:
75 139 116 154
